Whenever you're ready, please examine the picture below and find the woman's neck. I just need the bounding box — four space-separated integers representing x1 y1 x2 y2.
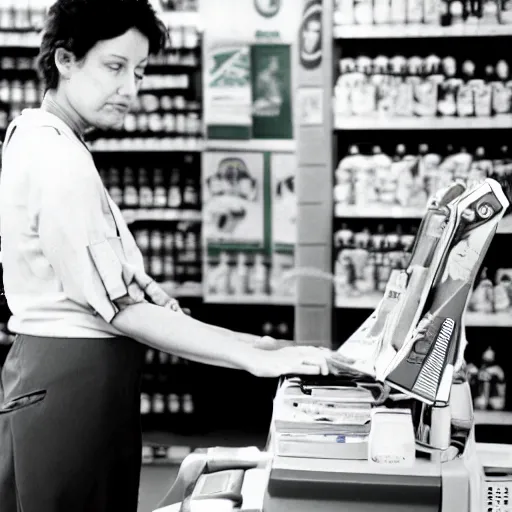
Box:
41 90 88 139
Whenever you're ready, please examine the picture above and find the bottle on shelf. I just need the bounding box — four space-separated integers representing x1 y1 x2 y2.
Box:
138 168 154 208
249 254 268 296
468 268 494 314
123 167 139 208
474 347 507 411
152 168 168 209
168 168 182 208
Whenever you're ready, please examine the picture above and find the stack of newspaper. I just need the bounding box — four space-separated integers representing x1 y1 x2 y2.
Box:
272 378 372 460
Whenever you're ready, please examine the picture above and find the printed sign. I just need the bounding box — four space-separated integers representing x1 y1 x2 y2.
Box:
204 44 253 140
254 0 281 17
251 44 293 139
202 152 265 248
299 0 323 70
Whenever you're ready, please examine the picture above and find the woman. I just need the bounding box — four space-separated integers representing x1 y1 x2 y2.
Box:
0 1 329 510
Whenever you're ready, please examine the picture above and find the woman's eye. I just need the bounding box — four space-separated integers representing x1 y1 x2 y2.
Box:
135 72 145 81
107 63 123 72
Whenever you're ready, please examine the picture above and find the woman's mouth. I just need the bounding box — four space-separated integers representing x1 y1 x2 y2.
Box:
106 103 129 114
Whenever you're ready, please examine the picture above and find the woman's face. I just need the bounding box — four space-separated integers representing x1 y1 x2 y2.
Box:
62 28 149 130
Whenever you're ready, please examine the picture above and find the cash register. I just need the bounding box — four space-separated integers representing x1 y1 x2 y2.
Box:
154 179 512 512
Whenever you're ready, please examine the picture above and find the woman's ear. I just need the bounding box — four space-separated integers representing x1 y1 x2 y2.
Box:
54 48 77 80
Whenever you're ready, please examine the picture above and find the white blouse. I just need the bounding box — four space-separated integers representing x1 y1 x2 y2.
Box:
0 109 146 338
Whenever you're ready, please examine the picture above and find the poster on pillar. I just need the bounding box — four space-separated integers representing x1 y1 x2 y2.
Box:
251 44 293 140
270 152 297 300
204 44 253 140
202 151 269 302
202 151 266 249
200 0 300 144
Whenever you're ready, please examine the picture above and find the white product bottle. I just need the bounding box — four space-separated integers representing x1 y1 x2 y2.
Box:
250 254 268 295
232 252 249 296
215 252 232 295
168 394 180 414
182 394 195 414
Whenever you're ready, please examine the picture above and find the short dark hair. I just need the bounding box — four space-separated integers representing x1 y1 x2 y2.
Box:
37 0 168 90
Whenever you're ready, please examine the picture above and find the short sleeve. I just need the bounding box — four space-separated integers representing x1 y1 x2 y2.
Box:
34 134 129 323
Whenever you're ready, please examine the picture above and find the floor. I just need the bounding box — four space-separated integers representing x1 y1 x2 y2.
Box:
139 465 179 512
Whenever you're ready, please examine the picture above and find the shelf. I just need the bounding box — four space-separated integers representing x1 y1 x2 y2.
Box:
205 139 296 152
334 116 512 131
335 203 424 219
122 208 201 223
333 23 512 40
0 31 41 48
335 205 512 232
474 410 512 425
336 296 512 327
89 140 204 152
465 311 512 327
204 294 295 306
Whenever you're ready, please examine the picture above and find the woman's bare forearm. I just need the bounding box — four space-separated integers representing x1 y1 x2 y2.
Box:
205 323 261 345
111 302 260 371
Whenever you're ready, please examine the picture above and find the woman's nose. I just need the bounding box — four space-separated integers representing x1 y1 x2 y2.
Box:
117 74 138 100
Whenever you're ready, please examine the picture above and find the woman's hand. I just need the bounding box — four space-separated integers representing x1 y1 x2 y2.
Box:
253 335 295 351
246 346 330 377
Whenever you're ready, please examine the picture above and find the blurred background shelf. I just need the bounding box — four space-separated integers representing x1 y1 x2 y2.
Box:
203 295 295 306
333 23 512 39
474 410 512 425
122 208 202 224
334 116 512 131
336 296 512 327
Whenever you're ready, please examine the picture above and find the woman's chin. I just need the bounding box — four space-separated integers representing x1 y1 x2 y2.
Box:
94 119 125 131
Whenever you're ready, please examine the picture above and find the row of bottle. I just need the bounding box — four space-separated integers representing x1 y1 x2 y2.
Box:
0 52 197 75
0 2 201 49
0 77 195 110
334 56 512 118
133 227 201 282
122 111 201 135
467 347 507 411
135 94 200 114
141 73 191 91
334 225 416 296
0 322 14 345
469 268 512 314
334 144 512 210
88 136 203 152
141 392 195 416
334 0 511 26
0 3 46 31
161 25 201 50
148 48 200 68
205 252 296 298
99 166 200 210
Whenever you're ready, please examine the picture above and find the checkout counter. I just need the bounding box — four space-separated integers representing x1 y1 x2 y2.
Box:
153 375 512 512
154 179 512 512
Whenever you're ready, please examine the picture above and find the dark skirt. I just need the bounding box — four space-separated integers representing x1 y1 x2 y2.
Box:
0 334 145 512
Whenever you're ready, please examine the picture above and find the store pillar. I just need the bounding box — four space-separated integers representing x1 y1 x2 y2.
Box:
295 0 334 347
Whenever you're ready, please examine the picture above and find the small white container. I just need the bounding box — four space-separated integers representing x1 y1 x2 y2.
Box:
368 408 416 468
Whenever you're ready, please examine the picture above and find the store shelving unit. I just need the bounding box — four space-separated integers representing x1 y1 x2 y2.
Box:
332 10 512 417
294 0 512 424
